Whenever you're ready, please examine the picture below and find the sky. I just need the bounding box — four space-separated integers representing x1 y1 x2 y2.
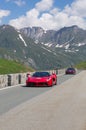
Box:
0 0 86 30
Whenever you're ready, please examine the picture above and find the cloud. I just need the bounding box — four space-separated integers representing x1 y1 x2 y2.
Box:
0 9 10 18
0 9 10 24
9 9 40 28
36 0 53 11
6 0 25 6
9 0 86 30
64 0 86 18
14 0 25 6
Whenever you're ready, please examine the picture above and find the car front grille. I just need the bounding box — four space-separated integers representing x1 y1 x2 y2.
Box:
27 82 48 87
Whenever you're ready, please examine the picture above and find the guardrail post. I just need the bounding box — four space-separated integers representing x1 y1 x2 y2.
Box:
56 68 58 74
8 75 11 86
18 74 21 84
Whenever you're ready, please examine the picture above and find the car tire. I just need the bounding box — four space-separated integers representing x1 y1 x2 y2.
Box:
55 79 57 85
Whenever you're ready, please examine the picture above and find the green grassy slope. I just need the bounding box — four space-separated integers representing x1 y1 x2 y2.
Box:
75 61 86 69
0 59 34 74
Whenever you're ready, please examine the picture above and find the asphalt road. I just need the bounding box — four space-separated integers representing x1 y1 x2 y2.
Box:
0 73 76 116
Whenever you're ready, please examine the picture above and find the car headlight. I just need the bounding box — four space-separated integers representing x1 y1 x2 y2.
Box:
46 77 52 81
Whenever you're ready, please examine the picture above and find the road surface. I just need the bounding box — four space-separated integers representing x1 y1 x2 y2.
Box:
0 71 86 130
0 73 74 115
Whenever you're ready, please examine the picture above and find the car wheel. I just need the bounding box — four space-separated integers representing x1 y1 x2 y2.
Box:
55 79 57 85
52 78 57 85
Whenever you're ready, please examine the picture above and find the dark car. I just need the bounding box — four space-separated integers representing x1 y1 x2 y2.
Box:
65 68 76 74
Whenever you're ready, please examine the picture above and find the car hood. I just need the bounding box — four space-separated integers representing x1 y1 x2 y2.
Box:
67 70 74 72
28 77 50 82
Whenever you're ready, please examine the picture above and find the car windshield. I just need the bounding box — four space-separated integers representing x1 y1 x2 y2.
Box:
32 72 50 77
67 68 75 70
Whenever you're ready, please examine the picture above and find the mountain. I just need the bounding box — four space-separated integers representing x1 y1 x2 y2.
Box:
0 24 86 70
20 25 86 49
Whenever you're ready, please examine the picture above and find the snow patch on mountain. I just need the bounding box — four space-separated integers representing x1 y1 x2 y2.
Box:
55 44 64 48
65 44 70 49
65 49 79 53
19 34 27 47
35 40 39 44
14 50 16 53
77 43 86 47
45 42 52 47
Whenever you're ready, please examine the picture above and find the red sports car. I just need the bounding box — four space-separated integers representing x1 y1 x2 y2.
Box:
26 71 57 87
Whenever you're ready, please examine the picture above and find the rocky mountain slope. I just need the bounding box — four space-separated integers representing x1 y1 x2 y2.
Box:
20 25 86 51
0 24 86 70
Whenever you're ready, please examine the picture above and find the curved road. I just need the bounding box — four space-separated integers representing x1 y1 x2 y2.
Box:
0 73 76 116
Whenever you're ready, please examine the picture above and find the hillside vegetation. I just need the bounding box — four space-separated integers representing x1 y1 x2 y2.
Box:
0 59 34 74
75 61 86 69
